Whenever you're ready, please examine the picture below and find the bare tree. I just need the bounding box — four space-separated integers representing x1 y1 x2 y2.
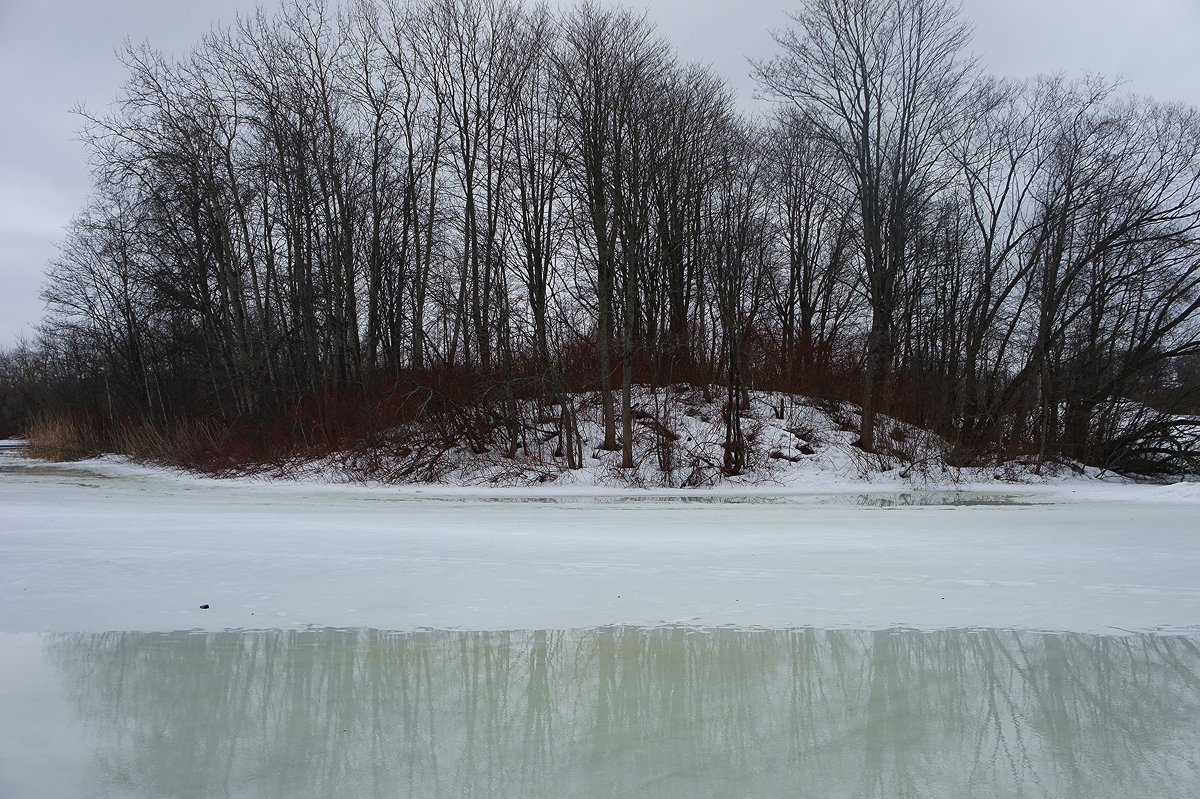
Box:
706 120 770 475
554 4 668 461
25 0 1200 479
757 0 973 451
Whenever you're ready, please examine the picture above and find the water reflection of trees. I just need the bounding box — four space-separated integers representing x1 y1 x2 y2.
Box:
47 628 1200 798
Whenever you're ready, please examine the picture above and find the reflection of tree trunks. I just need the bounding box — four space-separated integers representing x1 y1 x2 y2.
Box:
40 627 1200 797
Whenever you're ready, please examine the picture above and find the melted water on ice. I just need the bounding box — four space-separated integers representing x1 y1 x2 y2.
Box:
2 627 1197 798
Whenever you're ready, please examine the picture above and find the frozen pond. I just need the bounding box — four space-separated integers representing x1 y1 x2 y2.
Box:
2 446 1199 634
2 626 1198 798
2 443 1199 796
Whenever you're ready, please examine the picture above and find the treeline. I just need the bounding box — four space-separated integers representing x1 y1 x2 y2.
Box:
4 0 1199 475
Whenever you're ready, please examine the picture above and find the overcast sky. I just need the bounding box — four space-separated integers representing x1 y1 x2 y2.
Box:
2 0 1198 349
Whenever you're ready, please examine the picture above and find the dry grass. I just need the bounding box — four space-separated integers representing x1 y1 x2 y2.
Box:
114 418 252 474
25 412 102 462
25 411 244 473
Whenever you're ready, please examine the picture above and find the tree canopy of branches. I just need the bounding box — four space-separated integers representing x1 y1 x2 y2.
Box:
7 0 1198 477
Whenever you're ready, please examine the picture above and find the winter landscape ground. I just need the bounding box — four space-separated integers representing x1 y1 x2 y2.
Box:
4 0 1200 791
3 438 1200 635
2 438 1199 796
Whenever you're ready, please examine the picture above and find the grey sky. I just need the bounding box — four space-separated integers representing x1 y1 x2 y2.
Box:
1 0 1197 349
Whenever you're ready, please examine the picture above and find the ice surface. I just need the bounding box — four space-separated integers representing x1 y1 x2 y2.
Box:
3 441 1199 798
2 445 1197 635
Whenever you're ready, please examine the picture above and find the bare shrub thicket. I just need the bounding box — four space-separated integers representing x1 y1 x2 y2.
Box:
2 0 1196 478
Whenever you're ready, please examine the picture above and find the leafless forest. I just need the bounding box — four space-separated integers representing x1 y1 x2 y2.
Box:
2 0 1198 477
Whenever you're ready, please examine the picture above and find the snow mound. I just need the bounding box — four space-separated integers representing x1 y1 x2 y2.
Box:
244 386 1160 490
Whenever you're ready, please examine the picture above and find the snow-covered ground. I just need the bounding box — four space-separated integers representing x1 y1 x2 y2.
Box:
2 440 1197 636
273 387 1200 488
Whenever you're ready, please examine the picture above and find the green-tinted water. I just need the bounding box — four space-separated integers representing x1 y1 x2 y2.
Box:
2 627 1196 797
